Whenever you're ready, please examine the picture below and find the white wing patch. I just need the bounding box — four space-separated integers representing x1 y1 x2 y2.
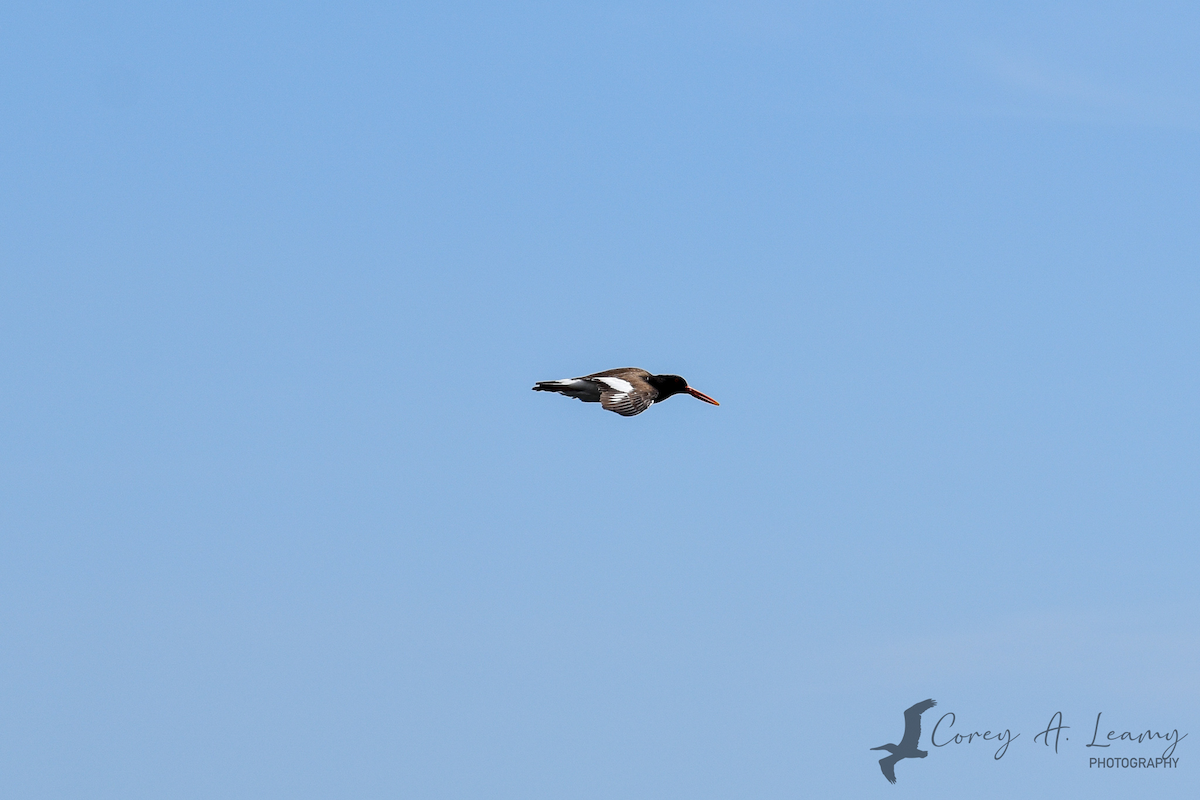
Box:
595 376 635 393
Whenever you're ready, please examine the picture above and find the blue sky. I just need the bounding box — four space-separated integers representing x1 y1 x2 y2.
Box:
2 2 1198 797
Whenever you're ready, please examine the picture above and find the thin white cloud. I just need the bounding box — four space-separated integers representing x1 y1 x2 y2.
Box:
980 50 1200 130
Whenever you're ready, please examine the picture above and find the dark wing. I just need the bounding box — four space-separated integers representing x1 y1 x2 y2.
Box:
584 367 652 381
593 374 656 417
878 754 899 784
899 699 936 750
600 389 655 416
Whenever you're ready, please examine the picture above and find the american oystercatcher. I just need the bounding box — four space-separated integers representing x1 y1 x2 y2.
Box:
532 368 720 417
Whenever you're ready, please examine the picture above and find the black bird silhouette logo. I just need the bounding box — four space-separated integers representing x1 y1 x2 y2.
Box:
871 699 937 784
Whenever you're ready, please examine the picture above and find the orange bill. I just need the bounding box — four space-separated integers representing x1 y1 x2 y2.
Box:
686 387 720 405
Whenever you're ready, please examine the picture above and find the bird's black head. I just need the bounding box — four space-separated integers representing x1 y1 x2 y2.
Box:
647 374 689 400
647 374 720 406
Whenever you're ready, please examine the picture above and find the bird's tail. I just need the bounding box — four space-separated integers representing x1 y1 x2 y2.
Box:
532 379 598 401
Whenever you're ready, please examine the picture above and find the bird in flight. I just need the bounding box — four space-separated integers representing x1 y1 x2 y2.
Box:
871 699 937 784
532 367 719 417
